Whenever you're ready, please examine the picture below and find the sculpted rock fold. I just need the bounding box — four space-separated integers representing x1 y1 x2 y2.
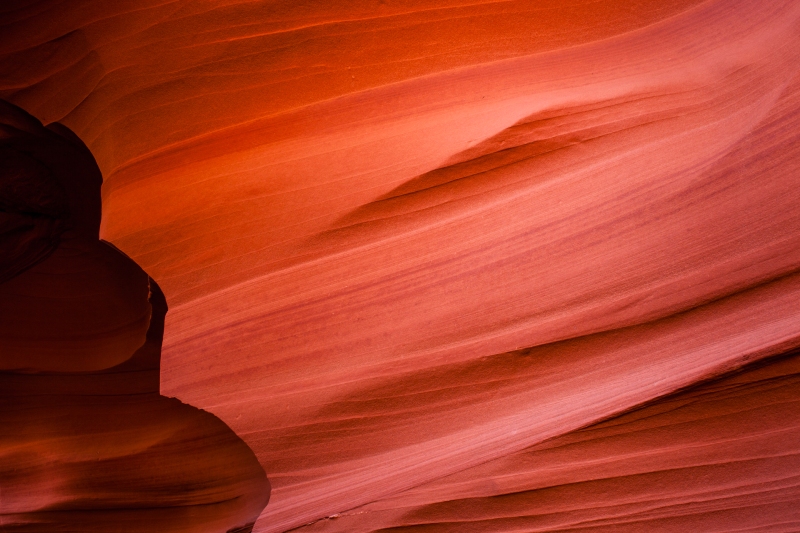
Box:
1 1 799 532
0 101 269 533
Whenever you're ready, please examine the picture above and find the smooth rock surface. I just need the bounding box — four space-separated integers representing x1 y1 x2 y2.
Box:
1 1 799 531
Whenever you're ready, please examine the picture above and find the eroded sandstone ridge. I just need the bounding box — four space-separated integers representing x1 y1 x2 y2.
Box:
1 0 800 531
0 101 269 532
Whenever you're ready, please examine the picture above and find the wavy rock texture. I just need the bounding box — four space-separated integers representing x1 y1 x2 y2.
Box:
1 0 800 532
0 102 269 532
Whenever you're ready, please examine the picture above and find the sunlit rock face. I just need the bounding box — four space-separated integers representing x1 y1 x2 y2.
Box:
2 1 800 532
0 101 269 532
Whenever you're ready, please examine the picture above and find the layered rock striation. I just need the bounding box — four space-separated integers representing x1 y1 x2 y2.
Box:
1 1 800 531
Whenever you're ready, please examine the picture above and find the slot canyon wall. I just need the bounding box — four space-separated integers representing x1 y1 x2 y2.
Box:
1 1 800 531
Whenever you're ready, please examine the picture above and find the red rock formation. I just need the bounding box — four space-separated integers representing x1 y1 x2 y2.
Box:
2 0 800 531
295 350 800 532
0 102 269 532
